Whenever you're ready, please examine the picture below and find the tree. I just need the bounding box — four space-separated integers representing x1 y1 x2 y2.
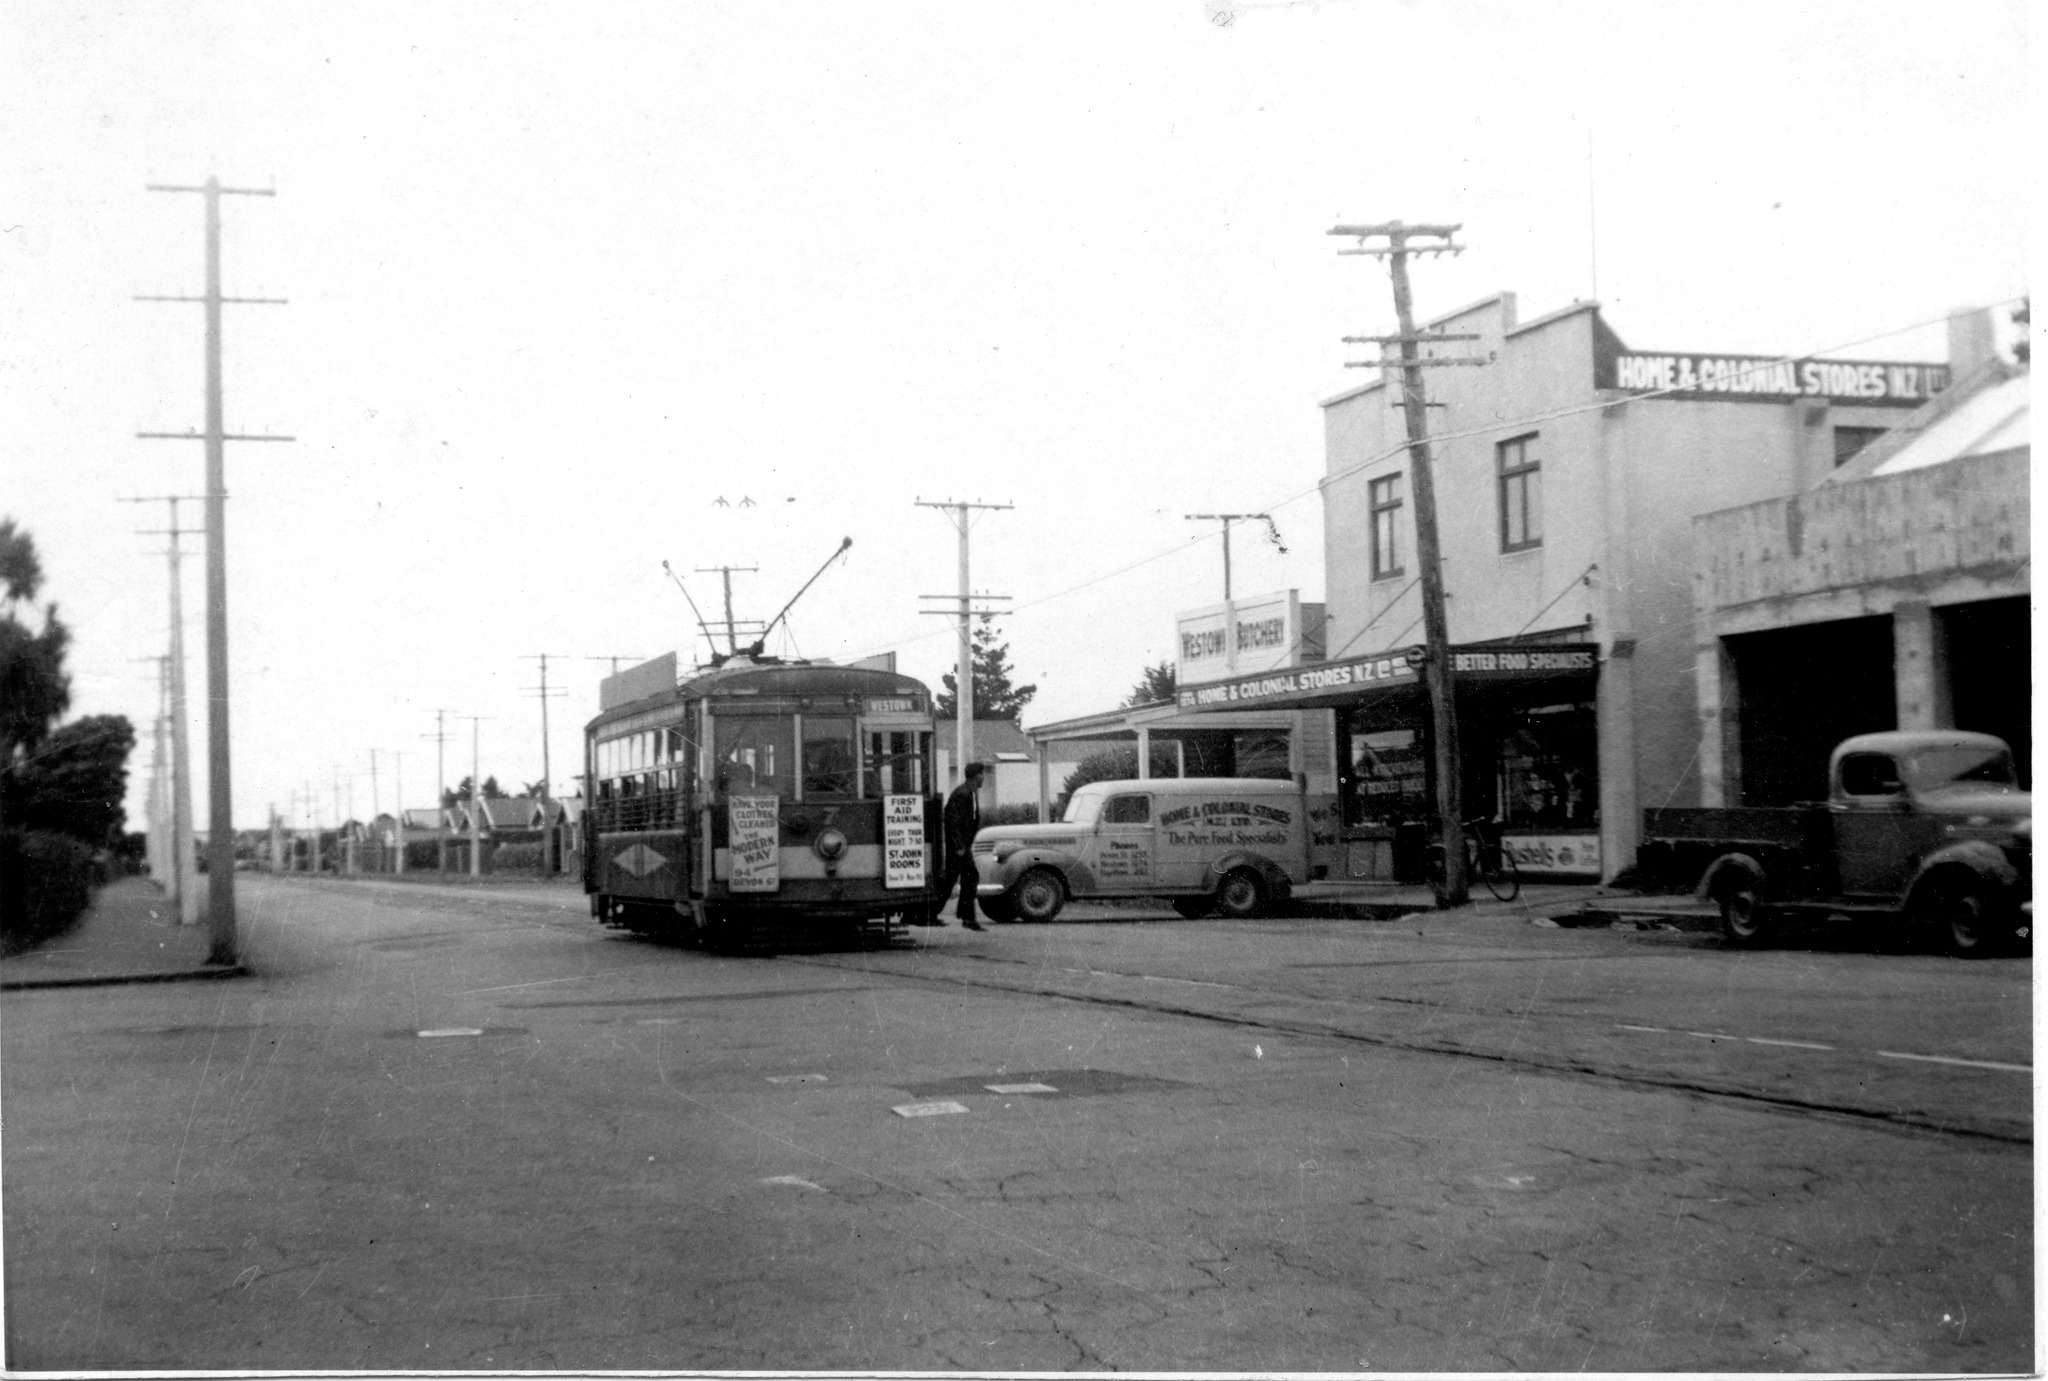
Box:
1125 660 1177 708
934 618 1037 724
11 715 136 847
0 519 72 775
442 775 508 808
1055 743 1181 815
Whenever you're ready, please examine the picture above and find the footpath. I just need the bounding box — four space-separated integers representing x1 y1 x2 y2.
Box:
0 871 1709 989
0 877 245 990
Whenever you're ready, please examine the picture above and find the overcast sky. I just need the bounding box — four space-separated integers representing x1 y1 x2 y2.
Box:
3 0 2030 830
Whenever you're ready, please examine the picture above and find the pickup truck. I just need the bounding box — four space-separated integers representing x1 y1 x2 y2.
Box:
1641 730 2030 955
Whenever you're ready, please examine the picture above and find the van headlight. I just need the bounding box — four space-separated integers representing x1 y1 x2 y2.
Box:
814 829 849 862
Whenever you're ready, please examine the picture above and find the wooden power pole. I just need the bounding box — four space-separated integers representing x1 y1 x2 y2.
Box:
1329 219 1487 906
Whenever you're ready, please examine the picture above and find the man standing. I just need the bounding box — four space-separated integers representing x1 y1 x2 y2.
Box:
943 761 988 930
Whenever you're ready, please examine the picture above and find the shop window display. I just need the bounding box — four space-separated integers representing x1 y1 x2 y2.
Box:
1495 703 1596 830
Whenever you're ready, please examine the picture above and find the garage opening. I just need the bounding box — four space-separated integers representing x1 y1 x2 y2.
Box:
1727 615 1895 805
1940 595 2031 787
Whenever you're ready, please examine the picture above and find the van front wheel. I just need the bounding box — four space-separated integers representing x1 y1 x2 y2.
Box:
1215 869 1268 920
1012 868 1067 924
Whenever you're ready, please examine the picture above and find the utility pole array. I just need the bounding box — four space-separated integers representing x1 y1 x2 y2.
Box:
916 500 1012 787
1329 219 1485 906
137 176 290 964
119 494 203 924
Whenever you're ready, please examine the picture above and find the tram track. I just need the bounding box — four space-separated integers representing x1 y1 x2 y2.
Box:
797 948 2032 1148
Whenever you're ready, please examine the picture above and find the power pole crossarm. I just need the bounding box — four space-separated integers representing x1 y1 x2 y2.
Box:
916 500 1012 786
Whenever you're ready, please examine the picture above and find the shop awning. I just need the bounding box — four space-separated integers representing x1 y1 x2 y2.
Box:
1175 643 1598 713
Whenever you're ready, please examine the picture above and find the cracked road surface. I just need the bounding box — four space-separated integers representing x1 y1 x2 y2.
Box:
2 877 2029 1371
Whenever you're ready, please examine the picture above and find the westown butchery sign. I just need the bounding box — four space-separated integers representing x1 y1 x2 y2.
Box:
1596 345 1949 406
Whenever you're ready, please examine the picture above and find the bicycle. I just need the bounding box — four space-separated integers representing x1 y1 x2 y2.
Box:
1424 816 1522 902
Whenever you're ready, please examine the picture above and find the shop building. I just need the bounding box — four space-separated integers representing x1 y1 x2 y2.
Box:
1692 338 2028 804
1312 290 1951 880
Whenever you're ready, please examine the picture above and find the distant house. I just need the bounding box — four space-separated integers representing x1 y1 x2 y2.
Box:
935 718 1038 811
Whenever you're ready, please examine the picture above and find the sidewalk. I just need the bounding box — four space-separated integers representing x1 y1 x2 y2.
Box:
1287 876 1610 921
0 877 246 990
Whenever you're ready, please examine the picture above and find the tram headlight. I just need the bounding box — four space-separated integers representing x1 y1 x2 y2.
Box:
814 828 849 863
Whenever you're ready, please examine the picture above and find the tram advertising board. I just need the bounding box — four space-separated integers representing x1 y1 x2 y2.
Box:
728 796 780 891
883 794 926 888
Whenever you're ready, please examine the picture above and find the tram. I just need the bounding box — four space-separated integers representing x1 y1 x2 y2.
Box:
583 652 947 945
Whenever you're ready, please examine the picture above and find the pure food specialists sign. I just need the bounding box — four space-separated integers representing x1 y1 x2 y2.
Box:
1595 347 1949 406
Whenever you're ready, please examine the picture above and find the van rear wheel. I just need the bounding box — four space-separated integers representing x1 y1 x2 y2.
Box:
1012 868 1066 924
1215 869 1268 920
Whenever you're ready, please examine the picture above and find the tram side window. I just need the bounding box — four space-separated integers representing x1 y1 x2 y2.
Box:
865 731 929 797
802 716 857 799
715 714 793 796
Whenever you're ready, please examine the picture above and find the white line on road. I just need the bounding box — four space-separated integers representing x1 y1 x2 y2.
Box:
893 1101 970 1118
445 967 642 996
1617 1024 2029 1071
1875 1050 2033 1073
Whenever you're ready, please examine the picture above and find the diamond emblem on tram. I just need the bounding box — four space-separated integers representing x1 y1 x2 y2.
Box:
613 843 664 877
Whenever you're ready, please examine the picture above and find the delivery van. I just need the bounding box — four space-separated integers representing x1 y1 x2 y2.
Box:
971 777 1328 923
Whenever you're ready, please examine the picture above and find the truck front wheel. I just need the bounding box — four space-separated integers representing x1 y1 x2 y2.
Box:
1718 882 1773 948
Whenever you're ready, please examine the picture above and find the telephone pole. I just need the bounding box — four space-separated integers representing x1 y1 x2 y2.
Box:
460 715 489 877
119 495 203 924
1329 219 1486 905
137 176 290 963
1184 511 1285 602
522 655 570 872
916 499 1012 787
423 709 455 873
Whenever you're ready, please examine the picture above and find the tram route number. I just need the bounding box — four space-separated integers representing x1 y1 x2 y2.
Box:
729 796 781 892
883 793 926 888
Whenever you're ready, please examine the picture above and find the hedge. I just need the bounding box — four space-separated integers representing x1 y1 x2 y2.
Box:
0 828 99 954
492 841 544 871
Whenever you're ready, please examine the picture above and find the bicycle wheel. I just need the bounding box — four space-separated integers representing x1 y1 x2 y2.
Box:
1476 843 1520 902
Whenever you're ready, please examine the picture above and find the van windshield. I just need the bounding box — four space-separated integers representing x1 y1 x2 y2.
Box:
1062 793 1103 826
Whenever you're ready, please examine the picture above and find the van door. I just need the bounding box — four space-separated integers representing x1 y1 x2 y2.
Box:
1153 793 1212 890
1093 791 1155 892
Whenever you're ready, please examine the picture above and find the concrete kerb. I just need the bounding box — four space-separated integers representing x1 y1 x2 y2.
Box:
1 964 249 992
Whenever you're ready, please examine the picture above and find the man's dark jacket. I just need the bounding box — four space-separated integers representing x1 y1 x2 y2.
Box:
943 779 982 859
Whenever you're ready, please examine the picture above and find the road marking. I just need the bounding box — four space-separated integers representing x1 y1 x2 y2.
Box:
767 1073 829 1084
1617 1024 2028 1071
893 1100 969 1118
760 1175 827 1192
1875 1050 2032 1073
985 1082 1057 1094
417 1028 484 1038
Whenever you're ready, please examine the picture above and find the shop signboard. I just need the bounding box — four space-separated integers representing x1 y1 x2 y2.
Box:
1503 832 1602 877
1179 641 1597 711
1174 590 1326 689
1594 337 1949 407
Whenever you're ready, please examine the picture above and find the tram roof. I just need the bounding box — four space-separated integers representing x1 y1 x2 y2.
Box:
585 657 929 732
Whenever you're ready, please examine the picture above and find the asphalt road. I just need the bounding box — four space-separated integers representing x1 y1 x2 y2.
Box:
2 876 2031 1372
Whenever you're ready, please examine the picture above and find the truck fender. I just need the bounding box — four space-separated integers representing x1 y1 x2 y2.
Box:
1904 841 2019 912
1203 851 1293 900
1698 852 1766 902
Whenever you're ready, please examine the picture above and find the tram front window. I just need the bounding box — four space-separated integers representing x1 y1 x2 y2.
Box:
865 730 929 797
802 716 857 798
715 715 793 796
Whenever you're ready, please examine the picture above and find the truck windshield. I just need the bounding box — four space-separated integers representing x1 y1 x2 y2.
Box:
1903 746 2018 794
1063 793 1104 825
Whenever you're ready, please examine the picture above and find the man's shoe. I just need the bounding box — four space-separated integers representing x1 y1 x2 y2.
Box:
962 918 987 931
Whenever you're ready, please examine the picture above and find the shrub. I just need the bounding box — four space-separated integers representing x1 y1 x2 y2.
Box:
0 828 97 954
492 841 543 872
404 839 442 870
983 802 1043 827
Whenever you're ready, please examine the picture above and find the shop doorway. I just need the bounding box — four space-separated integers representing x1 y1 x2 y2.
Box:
1728 615 1895 805
1940 596 2031 787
